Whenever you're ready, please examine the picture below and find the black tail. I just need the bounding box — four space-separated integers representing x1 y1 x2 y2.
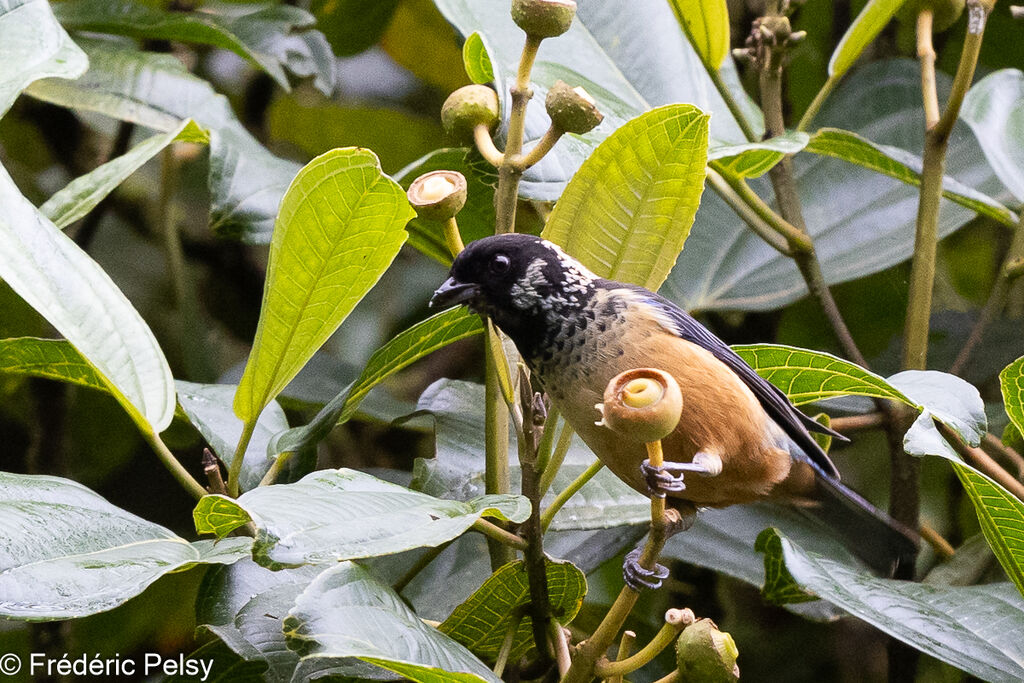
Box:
803 474 919 576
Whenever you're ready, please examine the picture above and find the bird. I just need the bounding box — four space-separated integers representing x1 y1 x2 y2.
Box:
429 233 918 588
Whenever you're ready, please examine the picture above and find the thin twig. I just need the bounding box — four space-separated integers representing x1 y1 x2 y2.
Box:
202 448 227 495
830 412 887 434
981 432 1024 479
540 460 604 532
142 431 207 500
936 421 1024 501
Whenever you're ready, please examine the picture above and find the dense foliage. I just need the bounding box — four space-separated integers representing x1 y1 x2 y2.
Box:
1 0 1023 681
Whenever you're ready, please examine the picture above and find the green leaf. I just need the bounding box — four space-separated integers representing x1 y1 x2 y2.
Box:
284 562 501 683
163 639 269 683
0 163 175 432
756 528 1024 682
668 0 730 71
805 127 1017 227
440 559 586 663
176 381 290 493
55 0 334 94
950 463 1024 599
0 337 106 393
890 370 987 453
434 0 758 199
0 0 87 118
312 0 400 57
233 148 414 423
462 32 495 84
961 69 1024 203
25 38 300 243
269 308 483 457
663 60 1007 311
733 344 913 406
754 529 818 605
1001 356 1024 437
395 148 501 265
0 473 250 620
192 469 529 568
40 119 208 229
709 132 809 179
541 104 709 290
828 0 909 80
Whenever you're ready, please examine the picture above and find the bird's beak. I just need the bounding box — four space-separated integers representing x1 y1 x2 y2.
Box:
429 277 480 309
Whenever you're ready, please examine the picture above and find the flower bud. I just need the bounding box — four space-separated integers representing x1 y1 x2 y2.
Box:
675 619 740 683
407 170 467 222
545 80 603 134
596 368 683 443
441 85 500 143
511 0 576 38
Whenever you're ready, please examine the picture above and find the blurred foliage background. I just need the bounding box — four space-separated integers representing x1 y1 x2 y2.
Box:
1 0 1022 680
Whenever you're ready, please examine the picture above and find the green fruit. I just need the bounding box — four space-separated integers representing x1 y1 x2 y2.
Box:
441 85 500 143
511 0 576 38
676 619 740 683
545 80 603 134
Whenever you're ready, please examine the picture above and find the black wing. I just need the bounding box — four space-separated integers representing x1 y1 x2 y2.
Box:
635 287 844 479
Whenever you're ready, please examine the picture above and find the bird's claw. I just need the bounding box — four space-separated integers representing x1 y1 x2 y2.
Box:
622 547 670 591
641 458 687 497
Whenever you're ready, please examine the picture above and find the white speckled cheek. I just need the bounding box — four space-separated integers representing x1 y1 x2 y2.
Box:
510 257 548 309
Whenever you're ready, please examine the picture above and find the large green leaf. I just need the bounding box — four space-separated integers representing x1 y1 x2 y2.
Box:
1001 356 1024 437
176 381 291 493
0 473 250 620
233 148 414 423
805 127 1018 227
827 0 909 82
541 104 709 290
668 0 730 71
268 307 483 457
757 528 1024 682
663 59 1007 311
961 69 1024 203
312 0 400 57
0 0 87 118
25 38 300 242
40 119 209 229
434 0 758 199
54 0 334 94
439 559 585 663
284 562 501 683
0 337 106 393
0 163 175 432
192 468 529 569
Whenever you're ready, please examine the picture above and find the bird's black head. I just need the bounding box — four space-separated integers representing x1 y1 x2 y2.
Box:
429 234 599 353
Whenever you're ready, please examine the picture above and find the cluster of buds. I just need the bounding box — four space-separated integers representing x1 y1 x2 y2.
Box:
733 10 806 71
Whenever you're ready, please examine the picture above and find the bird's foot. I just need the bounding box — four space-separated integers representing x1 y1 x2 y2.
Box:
622 547 670 591
641 452 723 498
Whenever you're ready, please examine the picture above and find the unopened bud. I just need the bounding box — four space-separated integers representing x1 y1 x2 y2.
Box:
441 85 500 143
511 0 577 38
545 80 603 134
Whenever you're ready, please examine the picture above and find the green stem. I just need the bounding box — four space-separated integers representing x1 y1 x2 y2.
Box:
706 167 792 255
258 451 292 487
227 420 257 498
533 406 561 475
472 518 528 551
473 123 504 167
796 75 838 132
394 542 451 593
540 460 604 531
714 168 812 253
594 616 689 678
708 67 758 142
538 420 576 496
917 9 940 129
903 1 990 371
517 125 564 170
494 35 541 234
494 611 524 677
142 430 207 500
443 217 465 257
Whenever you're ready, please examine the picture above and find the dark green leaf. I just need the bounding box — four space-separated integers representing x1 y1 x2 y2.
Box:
756 528 1024 682
754 528 817 605
284 562 501 683
312 0 400 57
193 468 529 568
440 559 586 663
233 148 414 423
0 337 106 393
0 473 250 620
805 127 1017 227
542 104 709 291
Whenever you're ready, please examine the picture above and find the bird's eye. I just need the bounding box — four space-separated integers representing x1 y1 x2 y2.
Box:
489 253 511 275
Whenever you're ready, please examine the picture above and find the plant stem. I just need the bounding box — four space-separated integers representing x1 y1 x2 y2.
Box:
258 451 292 487
796 75 838 133
202 448 227 495
706 168 792 255
474 124 505 167
936 421 1024 501
443 217 465 257
142 430 207 500
549 619 572 677
708 67 758 142
903 0 990 371
920 521 955 559
534 407 561 475
227 420 257 498
484 324 514 572
593 612 691 678
917 9 940 129
539 420 576 497
981 432 1024 479
714 169 812 253
951 214 1024 375
540 460 604 531
607 630 636 683
518 125 564 170
393 542 452 593
494 35 541 234
830 412 887 434
494 611 524 677
472 518 529 551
